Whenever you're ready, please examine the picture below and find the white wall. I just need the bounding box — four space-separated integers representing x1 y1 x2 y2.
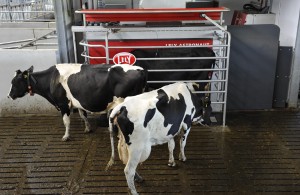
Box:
139 0 250 24
0 49 58 115
271 0 300 47
219 0 250 25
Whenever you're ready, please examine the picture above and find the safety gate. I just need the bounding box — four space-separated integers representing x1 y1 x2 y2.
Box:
72 7 231 126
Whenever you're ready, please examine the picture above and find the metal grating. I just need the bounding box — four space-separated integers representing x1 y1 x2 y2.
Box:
0 111 300 194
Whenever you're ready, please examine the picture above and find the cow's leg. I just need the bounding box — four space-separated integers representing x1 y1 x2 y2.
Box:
168 138 176 167
179 128 191 162
78 109 91 133
106 120 116 171
62 112 71 141
134 142 151 183
124 149 142 195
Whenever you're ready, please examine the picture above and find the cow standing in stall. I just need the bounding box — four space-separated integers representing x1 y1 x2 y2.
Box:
106 82 212 195
8 64 147 141
131 47 216 92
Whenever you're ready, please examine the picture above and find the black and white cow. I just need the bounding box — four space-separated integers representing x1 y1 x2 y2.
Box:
106 82 211 195
131 47 216 91
8 64 147 141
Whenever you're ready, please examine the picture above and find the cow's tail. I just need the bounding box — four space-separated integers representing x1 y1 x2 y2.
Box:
106 104 123 171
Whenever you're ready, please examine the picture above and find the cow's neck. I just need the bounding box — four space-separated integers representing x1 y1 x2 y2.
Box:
192 94 204 118
30 71 60 110
29 72 48 95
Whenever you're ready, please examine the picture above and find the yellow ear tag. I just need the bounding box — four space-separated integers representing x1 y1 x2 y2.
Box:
24 75 27 79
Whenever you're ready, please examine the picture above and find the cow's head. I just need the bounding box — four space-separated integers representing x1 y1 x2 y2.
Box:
8 66 34 100
200 96 212 125
192 96 212 126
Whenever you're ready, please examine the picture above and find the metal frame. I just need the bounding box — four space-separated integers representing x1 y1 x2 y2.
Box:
0 0 54 22
72 8 231 126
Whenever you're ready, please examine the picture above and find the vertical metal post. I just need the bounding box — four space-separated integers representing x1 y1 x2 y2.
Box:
93 0 98 8
288 11 300 108
202 13 230 126
53 0 75 63
72 31 78 63
105 31 110 64
220 11 223 25
222 32 231 127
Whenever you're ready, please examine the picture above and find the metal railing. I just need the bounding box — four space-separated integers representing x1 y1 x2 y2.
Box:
0 0 54 22
72 8 231 126
0 30 57 49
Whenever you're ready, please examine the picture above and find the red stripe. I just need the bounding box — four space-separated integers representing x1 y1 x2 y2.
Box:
87 39 213 64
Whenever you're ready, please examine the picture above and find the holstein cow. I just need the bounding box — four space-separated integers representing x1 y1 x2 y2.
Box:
106 82 212 195
131 47 216 91
8 64 147 141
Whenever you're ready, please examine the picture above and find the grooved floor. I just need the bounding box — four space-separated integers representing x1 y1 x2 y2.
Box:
0 111 300 194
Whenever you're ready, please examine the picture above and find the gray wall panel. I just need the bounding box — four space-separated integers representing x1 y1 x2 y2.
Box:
227 24 280 110
273 46 293 107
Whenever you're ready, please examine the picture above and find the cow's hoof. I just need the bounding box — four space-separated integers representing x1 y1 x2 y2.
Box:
179 156 187 162
62 136 71 141
128 189 138 195
168 162 176 167
134 175 144 183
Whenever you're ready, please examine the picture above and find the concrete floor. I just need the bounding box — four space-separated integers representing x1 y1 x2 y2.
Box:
0 110 300 194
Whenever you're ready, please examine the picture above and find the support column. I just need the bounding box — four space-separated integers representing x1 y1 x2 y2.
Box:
53 0 75 63
288 12 300 108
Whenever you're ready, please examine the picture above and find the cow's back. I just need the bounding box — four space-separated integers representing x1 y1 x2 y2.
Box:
56 64 110 112
113 83 195 145
108 64 147 97
56 64 146 112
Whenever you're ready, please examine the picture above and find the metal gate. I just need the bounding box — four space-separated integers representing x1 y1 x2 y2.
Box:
72 7 231 126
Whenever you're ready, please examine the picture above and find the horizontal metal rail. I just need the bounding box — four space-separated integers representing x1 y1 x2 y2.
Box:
194 91 226 94
147 80 226 83
108 45 230 49
79 40 229 49
79 41 106 48
81 52 106 59
0 30 56 49
0 39 33 46
148 68 227 72
2 43 57 49
18 30 55 49
136 56 226 60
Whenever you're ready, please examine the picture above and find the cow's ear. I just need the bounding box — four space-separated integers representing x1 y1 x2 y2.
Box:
22 70 28 79
192 82 200 91
16 70 22 74
28 66 34 73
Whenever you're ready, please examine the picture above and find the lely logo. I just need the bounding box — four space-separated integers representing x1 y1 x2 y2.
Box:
113 52 136 65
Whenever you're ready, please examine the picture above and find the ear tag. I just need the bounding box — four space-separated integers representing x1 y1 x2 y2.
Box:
24 75 28 79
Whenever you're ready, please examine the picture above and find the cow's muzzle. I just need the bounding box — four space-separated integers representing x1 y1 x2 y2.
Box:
7 94 16 100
